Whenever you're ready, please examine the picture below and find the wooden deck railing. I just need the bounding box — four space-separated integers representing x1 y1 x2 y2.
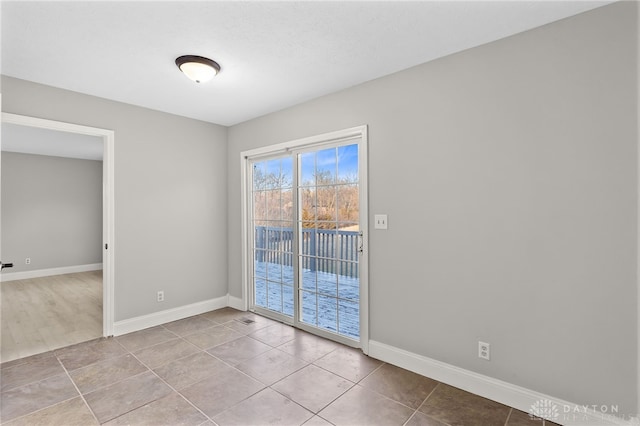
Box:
254 226 359 278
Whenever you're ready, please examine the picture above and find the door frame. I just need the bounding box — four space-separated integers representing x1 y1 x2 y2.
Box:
240 125 369 353
1 112 115 337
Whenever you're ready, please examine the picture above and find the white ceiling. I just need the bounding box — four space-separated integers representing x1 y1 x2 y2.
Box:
2 123 103 161
2 1 612 127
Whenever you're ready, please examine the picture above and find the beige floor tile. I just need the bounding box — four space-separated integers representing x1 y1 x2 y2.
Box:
69 353 147 394
180 365 265 418
360 363 438 409
419 383 511 426
224 314 279 334
272 364 353 413
153 351 228 390
133 338 200 369
183 325 244 349
2 397 98 426
313 346 382 382
507 409 545 425
83 371 173 423
200 307 247 324
236 348 308 385
303 416 334 426
162 315 218 336
319 385 414 426
1 353 65 392
506 408 557 425
1 351 54 370
213 388 313 426
278 332 341 362
0 373 79 423
54 338 126 371
207 336 272 366
405 411 449 426
115 326 178 352
248 322 299 346
103 392 207 426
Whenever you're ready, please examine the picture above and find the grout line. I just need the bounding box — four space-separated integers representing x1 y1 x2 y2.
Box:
56 353 101 425
359 359 385 383
126 346 215 424
505 407 514 426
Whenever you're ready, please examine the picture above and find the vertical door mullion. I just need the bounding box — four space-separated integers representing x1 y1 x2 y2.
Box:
292 152 301 329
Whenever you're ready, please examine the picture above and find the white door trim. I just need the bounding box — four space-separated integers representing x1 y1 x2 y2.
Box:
1 112 115 337
240 125 369 353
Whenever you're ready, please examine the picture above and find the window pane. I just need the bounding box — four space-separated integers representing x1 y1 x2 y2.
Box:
338 263 359 300
253 161 267 190
337 144 358 183
267 281 283 312
253 191 267 221
317 265 337 297
283 283 294 317
281 224 294 254
316 230 337 261
300 152 315 187
282 264 294 286
316 186 336 223
300 263 317 292
281 158 293 189
316 148 336 185
265 159 281 190
301 290 317 326
338 299 359 339
266 189 281 221
337 184 358 222
318 295 337 333
336 231 359 263
300 188 316 222
282 189 293 221
255 278 267 308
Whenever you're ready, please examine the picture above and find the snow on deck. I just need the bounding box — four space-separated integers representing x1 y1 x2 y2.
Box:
254 261 359 340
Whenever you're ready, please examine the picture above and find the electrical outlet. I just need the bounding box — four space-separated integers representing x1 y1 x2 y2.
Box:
478 341 490 360
157 291 164 302
374 214 388 230
25 258 31 265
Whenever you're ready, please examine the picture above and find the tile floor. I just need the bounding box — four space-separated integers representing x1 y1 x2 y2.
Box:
1 308 559 426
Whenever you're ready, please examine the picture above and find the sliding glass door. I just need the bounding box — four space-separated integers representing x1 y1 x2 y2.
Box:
246 128 367 346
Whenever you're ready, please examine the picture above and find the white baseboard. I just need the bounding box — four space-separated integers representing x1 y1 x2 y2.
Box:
368 341 634 426
113 296 228 336
227 294 246 311
0 263 103 282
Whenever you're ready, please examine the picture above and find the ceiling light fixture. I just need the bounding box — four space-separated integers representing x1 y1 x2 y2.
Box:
175 55 220 83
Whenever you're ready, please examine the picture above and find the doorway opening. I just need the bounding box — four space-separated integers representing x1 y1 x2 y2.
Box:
0 113 114 361
241 126 368 352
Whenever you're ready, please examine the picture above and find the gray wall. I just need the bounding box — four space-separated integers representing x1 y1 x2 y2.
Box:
227 2 638 415
1 76 229 322
1 152 102 272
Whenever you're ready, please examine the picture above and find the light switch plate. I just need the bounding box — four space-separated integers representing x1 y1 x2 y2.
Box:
374 214 388 230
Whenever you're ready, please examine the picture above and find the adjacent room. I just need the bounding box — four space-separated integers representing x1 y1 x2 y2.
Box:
0 1 638 425
1 123 104 361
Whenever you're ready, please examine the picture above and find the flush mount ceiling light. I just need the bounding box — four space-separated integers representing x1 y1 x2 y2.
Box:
175 55 220 83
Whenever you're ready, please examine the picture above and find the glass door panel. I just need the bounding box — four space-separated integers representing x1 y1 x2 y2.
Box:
297 144 359 340
252 157 294 318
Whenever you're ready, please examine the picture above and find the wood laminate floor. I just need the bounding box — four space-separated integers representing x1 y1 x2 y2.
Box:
0 270 102 363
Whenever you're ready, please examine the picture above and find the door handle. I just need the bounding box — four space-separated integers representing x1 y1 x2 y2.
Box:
1 262 14 270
